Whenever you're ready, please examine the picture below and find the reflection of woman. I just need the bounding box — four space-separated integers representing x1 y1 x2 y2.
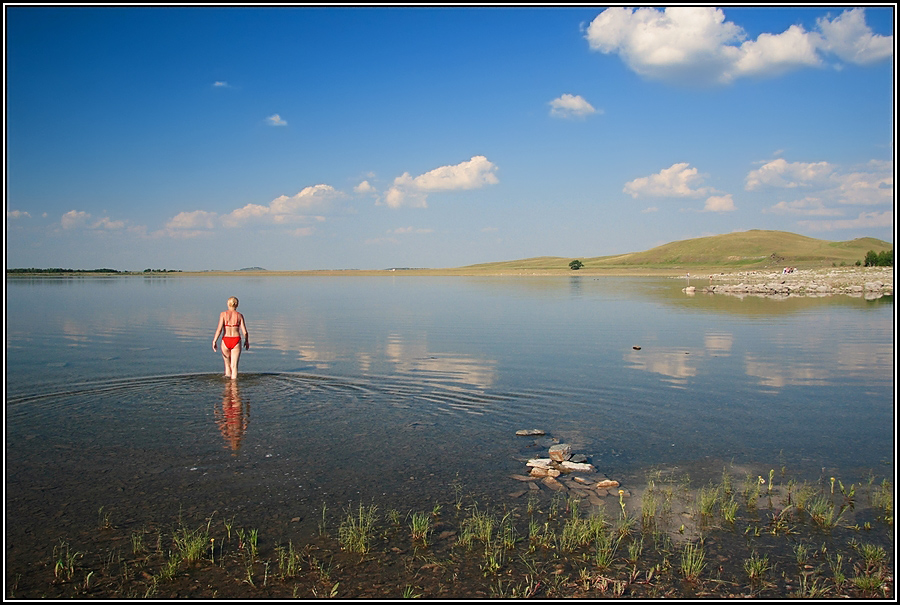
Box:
215 380 249 453
212 296 250 379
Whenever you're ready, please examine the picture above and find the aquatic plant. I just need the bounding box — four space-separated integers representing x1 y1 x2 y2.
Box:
499 513 517 551
794 543 810 566
97 506 112 530
743 551 769 583
640 482 658 530
593 530 621 570
767 506 794 535
796 571 830 598
697 483 719 518
409 512 431 544
679 541 705 582
854 542 887 573
721 497 739 524
558 511 606 552
807 495 842 529
464 508 496 545
172 517 213 563
53 540 82 581
870 479 893 523
827 553 845 589
15 467 900 600
626 536 644 564
720 468 733 497
275 541 302 578
130 531 145 555
742 474 761 509
853 573 887 597
792 482 818 512
338 503 379 554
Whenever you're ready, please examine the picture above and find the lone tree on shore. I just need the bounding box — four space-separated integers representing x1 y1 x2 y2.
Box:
569 260 584 270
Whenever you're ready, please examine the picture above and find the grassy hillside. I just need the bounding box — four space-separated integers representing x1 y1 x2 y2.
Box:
461 230 892 272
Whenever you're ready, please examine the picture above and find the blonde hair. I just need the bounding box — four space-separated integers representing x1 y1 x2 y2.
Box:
227 296 239 309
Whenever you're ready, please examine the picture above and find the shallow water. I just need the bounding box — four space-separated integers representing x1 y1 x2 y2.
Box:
5 275 895 568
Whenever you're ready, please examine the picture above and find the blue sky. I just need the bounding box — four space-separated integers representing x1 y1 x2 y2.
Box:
5 6 894 271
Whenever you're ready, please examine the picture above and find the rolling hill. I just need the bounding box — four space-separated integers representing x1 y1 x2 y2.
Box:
460 230 892 272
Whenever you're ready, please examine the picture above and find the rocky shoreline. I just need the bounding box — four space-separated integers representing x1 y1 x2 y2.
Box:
682 266 893 298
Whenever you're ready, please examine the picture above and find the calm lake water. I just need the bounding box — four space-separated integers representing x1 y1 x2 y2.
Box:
5 275 895 567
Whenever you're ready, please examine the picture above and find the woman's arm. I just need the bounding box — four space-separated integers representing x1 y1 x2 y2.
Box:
212 312 225 350
241 315 250 349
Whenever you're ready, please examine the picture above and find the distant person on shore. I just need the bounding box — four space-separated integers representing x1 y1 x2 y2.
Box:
212 296 250 379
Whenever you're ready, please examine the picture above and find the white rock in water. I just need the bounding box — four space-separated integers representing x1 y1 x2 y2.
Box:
549 444 572 462
516 429 546 436
559 461 594 473
526 458 554 468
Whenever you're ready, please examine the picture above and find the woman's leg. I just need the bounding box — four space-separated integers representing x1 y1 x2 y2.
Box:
222 346 232 378
229 343 242 379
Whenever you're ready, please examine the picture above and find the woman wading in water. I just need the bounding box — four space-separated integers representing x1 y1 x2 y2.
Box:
212 296 250 379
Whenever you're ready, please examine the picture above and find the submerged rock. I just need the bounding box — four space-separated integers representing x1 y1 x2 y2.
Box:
541 476 567 492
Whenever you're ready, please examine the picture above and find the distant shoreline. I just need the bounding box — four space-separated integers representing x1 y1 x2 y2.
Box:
5 265 890 280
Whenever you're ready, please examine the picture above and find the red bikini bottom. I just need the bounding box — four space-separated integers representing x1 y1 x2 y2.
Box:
222 336 242 350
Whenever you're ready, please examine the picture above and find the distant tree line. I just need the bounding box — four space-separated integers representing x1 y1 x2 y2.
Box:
861 250 893 267
7 267 122 274
7 268 184 274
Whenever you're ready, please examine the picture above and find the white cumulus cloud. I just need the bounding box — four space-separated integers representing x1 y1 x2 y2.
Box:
747 158 892 206
799 210 893 232
166 210 218 230
763 197 843 216
389 226 434 235
222 184 338 227
382 155 499 209
745 158 835 190
585 7 891 86
354 180 375 194
7 210 31 219
266 114 288 126
549 94 598 119
624 162 714 198
703 194 736 212
92 217 126 230
60 210 131 232
816 8 894 65
61 210 91 229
